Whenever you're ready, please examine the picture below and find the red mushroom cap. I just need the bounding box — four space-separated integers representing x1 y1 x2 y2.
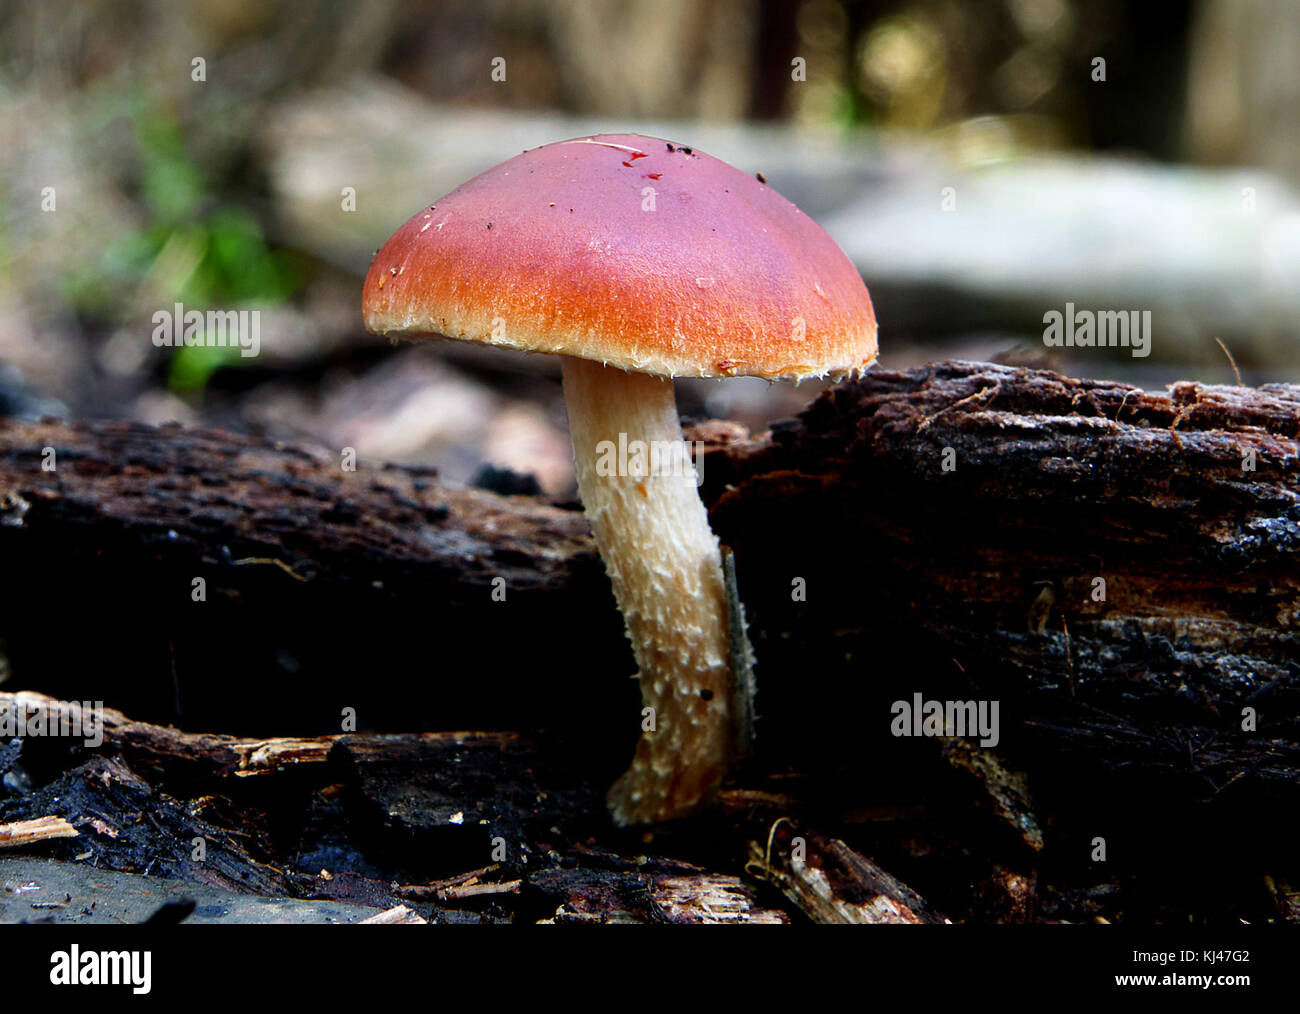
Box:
362 134 877 381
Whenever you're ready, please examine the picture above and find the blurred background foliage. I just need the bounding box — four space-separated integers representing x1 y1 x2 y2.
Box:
63 93 301 389
0 0 1296 493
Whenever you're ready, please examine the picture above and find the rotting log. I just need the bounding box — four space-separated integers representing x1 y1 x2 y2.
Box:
0 415 621 745
0 361 1297 858
704 362 1300 836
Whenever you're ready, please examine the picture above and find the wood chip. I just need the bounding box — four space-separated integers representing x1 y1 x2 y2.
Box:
0 816 79 848
746 820 946 925
359 904 427 925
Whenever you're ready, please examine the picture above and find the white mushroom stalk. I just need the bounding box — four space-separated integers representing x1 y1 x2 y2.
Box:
561 356 732 825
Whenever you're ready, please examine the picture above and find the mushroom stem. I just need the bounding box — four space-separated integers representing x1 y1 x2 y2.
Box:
561 356 732 825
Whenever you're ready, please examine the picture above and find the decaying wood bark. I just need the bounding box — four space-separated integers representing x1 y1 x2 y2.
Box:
0 689 792 923
0 360 1297 854
704 361 1300 823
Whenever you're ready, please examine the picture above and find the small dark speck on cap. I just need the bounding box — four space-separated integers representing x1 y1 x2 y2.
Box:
756 172 767 184
487 222 493 229
666 143 675 152
681 146 693 155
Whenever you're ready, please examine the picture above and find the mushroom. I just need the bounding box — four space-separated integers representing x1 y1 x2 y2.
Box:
362 134 877 824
